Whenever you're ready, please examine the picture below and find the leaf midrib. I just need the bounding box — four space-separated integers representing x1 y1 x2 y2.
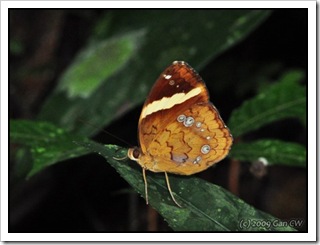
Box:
233 97 305 136
148 176 230 231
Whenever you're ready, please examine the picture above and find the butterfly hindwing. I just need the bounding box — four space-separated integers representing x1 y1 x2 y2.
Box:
139 101 232 175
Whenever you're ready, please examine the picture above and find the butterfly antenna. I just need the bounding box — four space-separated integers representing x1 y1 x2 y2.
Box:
76 118 133 147
164 172 182 208
142 168 149 205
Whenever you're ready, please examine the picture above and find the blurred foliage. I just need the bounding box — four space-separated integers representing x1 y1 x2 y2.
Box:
38 10 271 136
10 39 25 55
58 30 145 99
10 120 90 177
230 139 306 168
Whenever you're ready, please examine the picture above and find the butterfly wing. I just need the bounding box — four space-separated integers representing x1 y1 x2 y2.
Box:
137 61 232 175
138 61 209 152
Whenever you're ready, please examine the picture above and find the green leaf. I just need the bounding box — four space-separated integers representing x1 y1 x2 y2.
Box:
39 10 271 137
76 140 296 231
228 70 306 138
229 139 306 167
10 120 91 177
58 30 145 99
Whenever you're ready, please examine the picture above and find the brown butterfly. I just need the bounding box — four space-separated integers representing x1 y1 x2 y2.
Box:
128 61 233 207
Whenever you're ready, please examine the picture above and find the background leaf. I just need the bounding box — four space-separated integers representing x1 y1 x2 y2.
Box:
228 70 306 138
229 139 306 167
75 140 296 232
58 30 145 99
38 10 271 137
10 120 91 177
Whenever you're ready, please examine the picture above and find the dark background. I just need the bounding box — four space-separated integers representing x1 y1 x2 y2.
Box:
9 9 307 232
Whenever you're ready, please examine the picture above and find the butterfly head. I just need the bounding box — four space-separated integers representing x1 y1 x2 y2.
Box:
128 147 156 171
127 147 142 162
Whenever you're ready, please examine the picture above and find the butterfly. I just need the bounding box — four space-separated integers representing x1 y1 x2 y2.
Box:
127 61 233 207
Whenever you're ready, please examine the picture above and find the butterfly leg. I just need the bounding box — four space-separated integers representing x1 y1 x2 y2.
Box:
142 168 149 205
164 172 182 208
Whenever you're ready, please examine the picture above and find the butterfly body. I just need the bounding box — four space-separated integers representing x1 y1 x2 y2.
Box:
127 61 232 206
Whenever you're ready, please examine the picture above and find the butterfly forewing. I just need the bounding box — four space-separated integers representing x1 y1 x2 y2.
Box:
140 61 209 109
